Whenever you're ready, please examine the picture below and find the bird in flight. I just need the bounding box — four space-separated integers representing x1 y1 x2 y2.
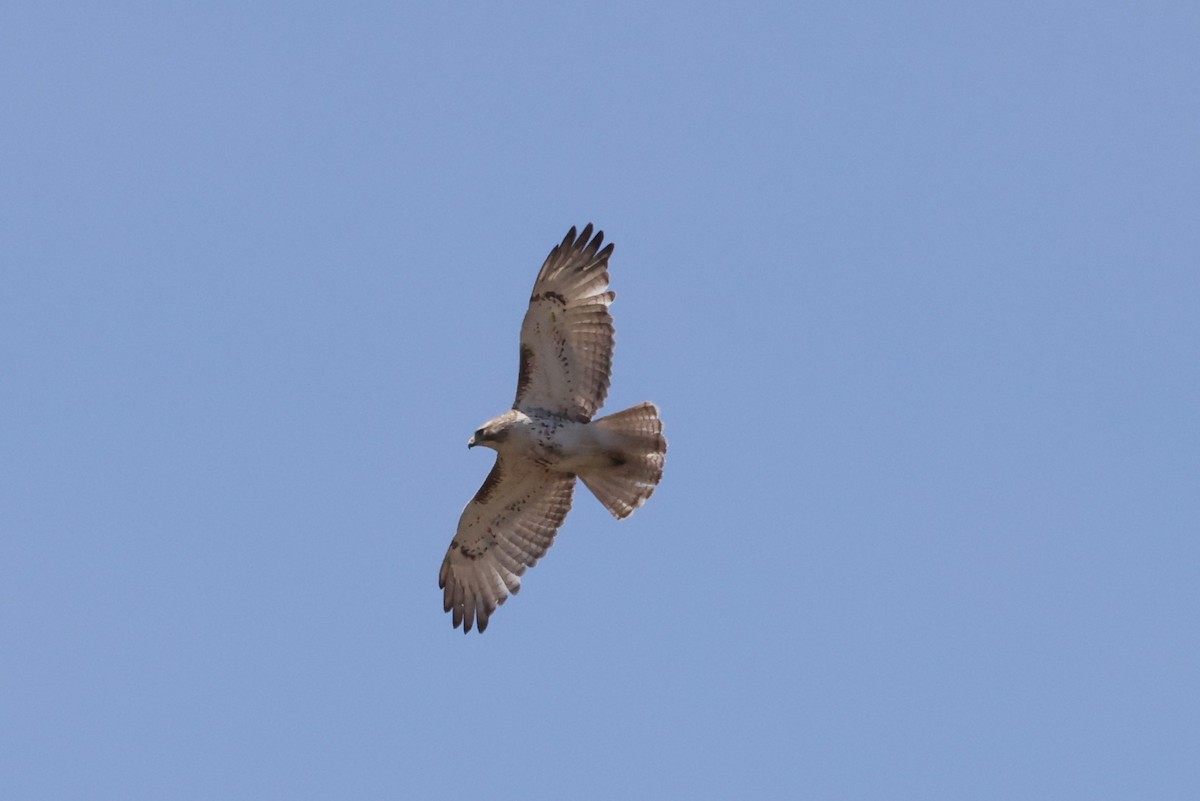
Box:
439 224 667 633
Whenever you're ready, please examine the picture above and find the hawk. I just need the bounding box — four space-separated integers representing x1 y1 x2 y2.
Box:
439 224 667 633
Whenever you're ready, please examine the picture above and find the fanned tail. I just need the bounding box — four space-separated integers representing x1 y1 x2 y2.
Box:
579 402 667 519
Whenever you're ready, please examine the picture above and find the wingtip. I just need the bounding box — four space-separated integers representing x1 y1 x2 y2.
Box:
566 223 605 251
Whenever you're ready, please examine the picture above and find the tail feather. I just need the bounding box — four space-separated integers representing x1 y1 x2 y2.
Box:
580 402 667 519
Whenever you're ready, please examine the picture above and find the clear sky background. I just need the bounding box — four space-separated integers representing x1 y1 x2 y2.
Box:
2 2 1197 799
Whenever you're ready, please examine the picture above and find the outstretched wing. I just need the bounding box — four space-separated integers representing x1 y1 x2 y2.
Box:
513 224 615 422
439 456 576 633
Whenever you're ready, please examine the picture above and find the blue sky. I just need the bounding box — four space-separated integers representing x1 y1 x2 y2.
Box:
2 2 1197 799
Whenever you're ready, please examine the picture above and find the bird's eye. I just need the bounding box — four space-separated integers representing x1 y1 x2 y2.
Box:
474 430 484 440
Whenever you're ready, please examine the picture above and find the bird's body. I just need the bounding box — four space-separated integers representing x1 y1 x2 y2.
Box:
439 224 666 633
470 409 631 473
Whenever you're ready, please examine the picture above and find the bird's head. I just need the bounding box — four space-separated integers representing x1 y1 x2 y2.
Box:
467 413 516 450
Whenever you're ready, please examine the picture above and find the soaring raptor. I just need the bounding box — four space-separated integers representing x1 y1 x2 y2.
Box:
439 224 667 633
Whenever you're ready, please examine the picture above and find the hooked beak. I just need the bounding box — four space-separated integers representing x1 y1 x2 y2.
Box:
467 435 477 449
